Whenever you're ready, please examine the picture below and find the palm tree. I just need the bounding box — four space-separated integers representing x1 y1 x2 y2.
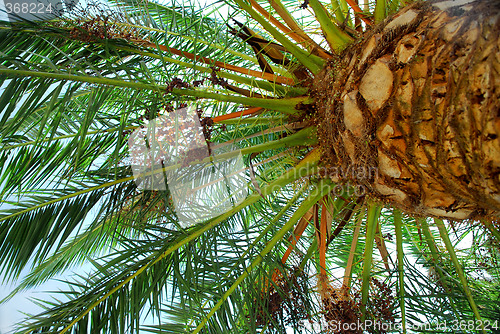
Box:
0 0 499 332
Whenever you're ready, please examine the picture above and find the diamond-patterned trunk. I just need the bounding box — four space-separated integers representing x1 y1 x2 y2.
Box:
315 0 500 220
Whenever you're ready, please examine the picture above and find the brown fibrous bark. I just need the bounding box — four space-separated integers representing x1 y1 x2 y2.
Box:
313 0 500 220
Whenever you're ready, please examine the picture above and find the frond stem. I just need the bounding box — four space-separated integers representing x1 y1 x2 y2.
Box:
393 209 406 333
374 0 387 23
118 45 303 95
147 43 295 85
307 0 353 51
345 0 373 25
342 209 363 288
0 69 310 113
360 202 381 321
435 218 486 333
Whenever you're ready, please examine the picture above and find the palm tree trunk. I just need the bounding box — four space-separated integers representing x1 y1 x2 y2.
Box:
315 0 500 220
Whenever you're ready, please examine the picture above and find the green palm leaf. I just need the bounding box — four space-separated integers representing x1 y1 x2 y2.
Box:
1 0 499 332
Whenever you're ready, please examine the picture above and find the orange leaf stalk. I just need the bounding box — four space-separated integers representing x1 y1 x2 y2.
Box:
212 107 263 123
346 0 373 25
145 43 295 85
270 214 311 282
